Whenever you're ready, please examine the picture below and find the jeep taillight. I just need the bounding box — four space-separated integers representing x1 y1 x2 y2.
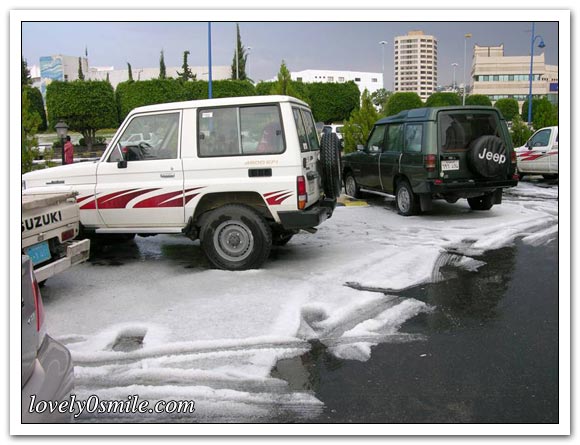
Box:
297 176 307 210
510 150 517 165
31 270 45 332
425 154 436 172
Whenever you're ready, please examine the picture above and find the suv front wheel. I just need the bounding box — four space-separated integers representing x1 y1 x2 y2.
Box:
200 205 272 270
467 194 494 211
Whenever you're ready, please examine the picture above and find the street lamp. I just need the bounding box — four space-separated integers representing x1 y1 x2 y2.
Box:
527 22 546 128
462 33 472 106
55 120 69 165
451 63 459 91
379 40 388 89
246 46 252 80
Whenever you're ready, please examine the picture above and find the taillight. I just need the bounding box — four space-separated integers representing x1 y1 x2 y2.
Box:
297 176 307 210
62 228 75 241
425 154 436 172
31 270 45 332
510 150 517 165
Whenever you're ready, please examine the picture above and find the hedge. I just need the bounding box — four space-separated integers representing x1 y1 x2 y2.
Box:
23 86 47 131
425 92 461 107
385 92 423 116
465 94 493 107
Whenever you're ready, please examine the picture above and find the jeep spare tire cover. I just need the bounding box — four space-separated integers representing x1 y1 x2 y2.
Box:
320 133 341 199
467 135 508 178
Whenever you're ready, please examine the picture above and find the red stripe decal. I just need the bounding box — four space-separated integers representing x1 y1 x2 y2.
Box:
134 190 184 208
264 190 285 197
80 199 96 210
266 191 293 205
183 194 200 206
98 189 159 209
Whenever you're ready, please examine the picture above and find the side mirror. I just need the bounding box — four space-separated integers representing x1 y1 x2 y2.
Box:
117 160 128 169
356 144 365 152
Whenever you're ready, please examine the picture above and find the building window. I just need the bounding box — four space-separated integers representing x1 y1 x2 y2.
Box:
297 77 303 82
327 76 334 82
371 78 378 82
355 77 361 82
338 76 345 82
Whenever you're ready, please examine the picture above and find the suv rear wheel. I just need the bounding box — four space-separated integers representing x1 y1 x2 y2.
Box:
396 180 420 216
200 205 272 270
467 194 494 211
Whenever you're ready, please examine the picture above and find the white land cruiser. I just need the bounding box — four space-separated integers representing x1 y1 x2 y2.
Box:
22 96 341 270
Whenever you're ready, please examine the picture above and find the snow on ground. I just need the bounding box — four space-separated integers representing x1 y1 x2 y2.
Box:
41 182 558 422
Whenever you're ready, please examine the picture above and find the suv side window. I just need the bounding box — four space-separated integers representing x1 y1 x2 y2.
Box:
293 108 310 152
529 129 551 147
404 124 423 153
199 105 285 157
366 125 386 152
385 124 404 152
110 112 180 162
301 109 320 151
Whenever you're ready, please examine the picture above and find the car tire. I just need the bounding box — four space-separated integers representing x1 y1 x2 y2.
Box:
200 204 272 270
467 194 494 211
320 133 342 200
344 171 362 199
467 135 508 178
395 180 419 216
542 174 558 180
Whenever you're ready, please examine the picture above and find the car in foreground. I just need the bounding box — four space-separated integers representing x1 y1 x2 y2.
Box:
21 255 74 423
342 106 519 215
22 96 341 270
516 126 558 180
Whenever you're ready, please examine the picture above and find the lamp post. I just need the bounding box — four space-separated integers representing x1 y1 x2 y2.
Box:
462 33 472 106
246 46 252 80
379 40 388 89
55 120 69 165
527 22 546 128
208 22 213 99
451 63 458 91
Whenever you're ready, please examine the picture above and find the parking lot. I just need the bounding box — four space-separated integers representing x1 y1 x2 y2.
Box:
39 178 559 423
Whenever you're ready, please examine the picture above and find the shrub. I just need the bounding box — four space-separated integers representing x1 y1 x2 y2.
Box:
521 97 558 130
23 86 47 131
115 79 188 121
510 115 534 147
342 89 378 153
385 92 423 116
494 98 520 121
425 92 461 107
465 95 492 107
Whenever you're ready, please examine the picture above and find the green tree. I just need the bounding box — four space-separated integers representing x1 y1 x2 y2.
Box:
521 97 557 130
494 98 519 121
22 89 41 173
386 92 423 116
510 115 533 147
77 57 85 81
425 92 461 107
115 79 188 121
342 89 379 154
23 86 48 132
271 60 310 103
127 62 133 82
371 88 393 115
465 94 492 106
22 57 32 87
307 82 359 123
46 81 118 150
159 50 167 79
177 50 196 81
231 23 249 81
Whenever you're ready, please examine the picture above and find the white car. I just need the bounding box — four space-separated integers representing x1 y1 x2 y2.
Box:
516 126 558 179
22 96 341 270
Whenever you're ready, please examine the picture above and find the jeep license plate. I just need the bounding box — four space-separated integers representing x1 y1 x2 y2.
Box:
25 241 51 266
441 160 459 171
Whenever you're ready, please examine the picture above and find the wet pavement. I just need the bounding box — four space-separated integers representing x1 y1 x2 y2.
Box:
272 237 559 423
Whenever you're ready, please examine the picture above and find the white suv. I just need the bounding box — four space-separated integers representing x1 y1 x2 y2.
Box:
22 96 341 270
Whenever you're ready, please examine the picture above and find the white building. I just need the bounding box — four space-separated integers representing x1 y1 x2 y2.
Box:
87 65 231 89
394 30 438 101
471 44 558 109
289 69 383 96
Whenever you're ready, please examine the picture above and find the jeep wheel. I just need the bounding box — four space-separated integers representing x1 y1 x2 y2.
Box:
200 205 272 270
320 133 342 200
395 180 419 216
467 135 508 178
467 194 494 211
344 172 361 199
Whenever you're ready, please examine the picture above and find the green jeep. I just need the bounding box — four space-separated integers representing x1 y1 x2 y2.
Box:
341 106 519 216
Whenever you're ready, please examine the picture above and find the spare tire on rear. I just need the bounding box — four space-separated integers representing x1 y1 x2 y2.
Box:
320 133 342 199
467 135 508 178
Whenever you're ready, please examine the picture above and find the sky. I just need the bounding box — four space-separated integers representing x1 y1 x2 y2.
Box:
21 21 559 88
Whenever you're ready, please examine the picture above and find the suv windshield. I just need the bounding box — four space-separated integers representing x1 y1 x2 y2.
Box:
439 112 501 152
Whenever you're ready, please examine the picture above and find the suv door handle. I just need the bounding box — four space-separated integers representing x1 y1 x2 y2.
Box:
160 172 175 178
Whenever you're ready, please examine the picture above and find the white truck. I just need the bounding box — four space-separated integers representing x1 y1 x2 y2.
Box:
22 191 91 283
516 126 559 180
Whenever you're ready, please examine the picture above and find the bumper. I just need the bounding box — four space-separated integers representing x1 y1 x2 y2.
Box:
425 179 518 195
35 238 90 282
277 198 336 230
21 335 75 423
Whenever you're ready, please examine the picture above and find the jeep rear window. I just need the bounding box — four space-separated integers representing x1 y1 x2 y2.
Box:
293 108 320 152
198 105 285 157
439 112 501 152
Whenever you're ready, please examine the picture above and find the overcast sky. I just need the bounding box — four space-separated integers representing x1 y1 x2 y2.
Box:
21 21 559 88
